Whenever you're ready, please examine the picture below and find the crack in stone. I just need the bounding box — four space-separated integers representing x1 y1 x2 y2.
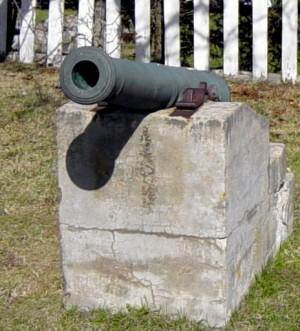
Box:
130 273 156 306
62 223 228 241
110 231 116 258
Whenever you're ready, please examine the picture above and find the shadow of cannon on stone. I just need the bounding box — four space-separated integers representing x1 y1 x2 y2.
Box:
66 107 148 190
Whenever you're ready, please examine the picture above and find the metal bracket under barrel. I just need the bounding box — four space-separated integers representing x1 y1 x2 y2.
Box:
175 82 218 110
171 82 218 118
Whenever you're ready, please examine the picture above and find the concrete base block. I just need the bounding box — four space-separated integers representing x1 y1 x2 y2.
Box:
61 224 228 325
57 101 294 328
269 143 286 194
273 171 295 251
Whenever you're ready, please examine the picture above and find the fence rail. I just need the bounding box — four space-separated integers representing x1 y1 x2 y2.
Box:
0 0 298 82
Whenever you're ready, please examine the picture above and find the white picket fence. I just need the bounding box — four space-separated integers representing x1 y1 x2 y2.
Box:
0 0 298 82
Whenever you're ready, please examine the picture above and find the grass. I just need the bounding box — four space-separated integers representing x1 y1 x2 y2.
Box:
0 62 299 330
36 9 77 25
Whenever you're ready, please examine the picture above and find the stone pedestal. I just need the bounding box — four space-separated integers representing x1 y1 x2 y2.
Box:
57 102 294 328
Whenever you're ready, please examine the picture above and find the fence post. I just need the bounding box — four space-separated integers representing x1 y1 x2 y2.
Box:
20 0 36 63
163 0 180 67
193 0 209 70
77 0 95 47
0 0 7 60
47 0 64 66
223 0 239 76
252 0 268 80
105 0 121 58
282 0 298 83
135 0 151 62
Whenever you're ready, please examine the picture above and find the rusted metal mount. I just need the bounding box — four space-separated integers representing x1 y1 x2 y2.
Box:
175 82 218 110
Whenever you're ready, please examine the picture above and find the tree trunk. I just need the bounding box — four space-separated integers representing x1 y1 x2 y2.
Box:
152 0 163 62
93 0 105 48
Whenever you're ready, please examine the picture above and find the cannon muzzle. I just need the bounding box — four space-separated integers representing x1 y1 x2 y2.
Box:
60 47 230 110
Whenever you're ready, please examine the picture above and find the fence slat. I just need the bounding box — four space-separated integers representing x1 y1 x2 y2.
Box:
135 0 151 62
20 0 36 63
106 0 121 58
282 0 298 83
77 0 95 48
0 0 7 59
223 0 239 76
163 0 180 67
193 0 209 70
252 0 268 80
47 0 64 66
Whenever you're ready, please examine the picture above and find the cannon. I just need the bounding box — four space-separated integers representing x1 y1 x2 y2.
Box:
60 47 230 111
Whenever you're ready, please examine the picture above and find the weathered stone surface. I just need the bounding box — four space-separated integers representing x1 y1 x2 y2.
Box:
273 170 295 251
57 101 294 328
269 144 294 253
269 143 286 194
225 104 270 235
57 102 269 239
61 224 228 327
226 197 271 311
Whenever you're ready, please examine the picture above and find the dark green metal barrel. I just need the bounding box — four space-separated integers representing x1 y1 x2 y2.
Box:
60 47 230 110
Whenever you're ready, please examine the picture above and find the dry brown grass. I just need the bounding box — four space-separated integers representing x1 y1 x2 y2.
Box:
0 64 299 330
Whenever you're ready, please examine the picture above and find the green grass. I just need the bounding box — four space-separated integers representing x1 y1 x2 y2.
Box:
0 63 299 330
36 8 77 25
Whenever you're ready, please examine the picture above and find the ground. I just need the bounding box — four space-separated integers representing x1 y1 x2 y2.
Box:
0 62 299 330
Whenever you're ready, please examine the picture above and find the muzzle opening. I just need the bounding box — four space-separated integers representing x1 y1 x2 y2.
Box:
72 60 100 90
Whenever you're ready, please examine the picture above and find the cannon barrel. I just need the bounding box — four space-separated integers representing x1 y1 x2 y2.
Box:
60 47 230 110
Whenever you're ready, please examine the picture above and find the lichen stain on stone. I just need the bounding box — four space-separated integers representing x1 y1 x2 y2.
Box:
216 192 228 210
139 126 157 213
189 119 224 145
206 119 222 129
69 256 152 296
104 282 129 297
233 243 253 285
68 253 225 300
254 223 263 269
145 256 225 298
165 117 188 129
